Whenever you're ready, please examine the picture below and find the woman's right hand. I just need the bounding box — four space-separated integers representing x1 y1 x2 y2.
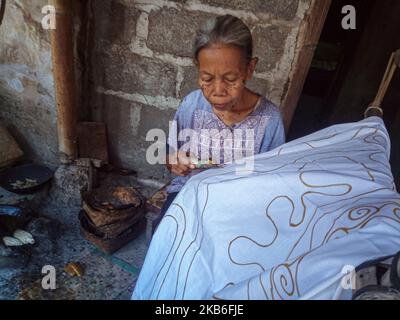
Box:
166 151 196 176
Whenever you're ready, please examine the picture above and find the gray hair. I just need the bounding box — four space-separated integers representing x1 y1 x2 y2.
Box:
194 15 253 64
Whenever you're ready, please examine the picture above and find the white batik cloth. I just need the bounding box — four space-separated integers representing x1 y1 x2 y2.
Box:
132 117 400 300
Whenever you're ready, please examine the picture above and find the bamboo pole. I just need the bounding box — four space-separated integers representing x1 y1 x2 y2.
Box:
50 0 77 163
365 49 400 117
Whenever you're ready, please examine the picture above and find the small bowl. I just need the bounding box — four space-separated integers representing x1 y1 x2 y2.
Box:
0 164 53 194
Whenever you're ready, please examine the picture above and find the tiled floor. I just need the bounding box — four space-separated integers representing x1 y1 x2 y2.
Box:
0 173 159 300
17 233 148 300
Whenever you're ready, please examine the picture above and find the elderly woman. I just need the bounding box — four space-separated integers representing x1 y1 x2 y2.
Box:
133 15 400 301
153 14 286 230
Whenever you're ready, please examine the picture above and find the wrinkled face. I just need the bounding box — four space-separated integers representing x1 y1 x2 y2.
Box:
197 44 257 111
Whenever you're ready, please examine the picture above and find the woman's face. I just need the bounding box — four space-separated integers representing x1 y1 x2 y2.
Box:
197 44 257 111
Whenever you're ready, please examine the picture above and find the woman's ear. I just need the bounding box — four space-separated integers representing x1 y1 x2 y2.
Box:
246 57 258 80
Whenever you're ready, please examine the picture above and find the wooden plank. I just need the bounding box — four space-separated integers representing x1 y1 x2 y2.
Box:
50 0 78 162
280 0 332 133
77 122 108 163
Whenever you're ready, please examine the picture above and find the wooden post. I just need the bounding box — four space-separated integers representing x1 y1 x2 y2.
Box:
280 0 332 133
370 49 400 108
50 0 77 163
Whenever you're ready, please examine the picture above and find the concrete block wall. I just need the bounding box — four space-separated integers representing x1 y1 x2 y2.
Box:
89 0 312 181
0 0 314 181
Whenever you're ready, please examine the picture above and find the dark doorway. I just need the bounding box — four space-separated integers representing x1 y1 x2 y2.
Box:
287 0 400 189
287 0 376 141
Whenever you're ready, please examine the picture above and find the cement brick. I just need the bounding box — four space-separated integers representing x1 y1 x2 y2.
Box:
198 0 300 20
93 50 177 97
101 94 172 179
101 94 144 149
246 77 270 97
253 25 291 73
93 0 140 45
138 104 176 140
180 65 199 98
147 8 216 57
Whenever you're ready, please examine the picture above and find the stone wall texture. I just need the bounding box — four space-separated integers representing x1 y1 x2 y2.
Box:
0 0 313 181
0 0 57 166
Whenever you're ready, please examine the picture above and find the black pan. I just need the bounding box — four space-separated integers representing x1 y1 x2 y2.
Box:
0 164 53 194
